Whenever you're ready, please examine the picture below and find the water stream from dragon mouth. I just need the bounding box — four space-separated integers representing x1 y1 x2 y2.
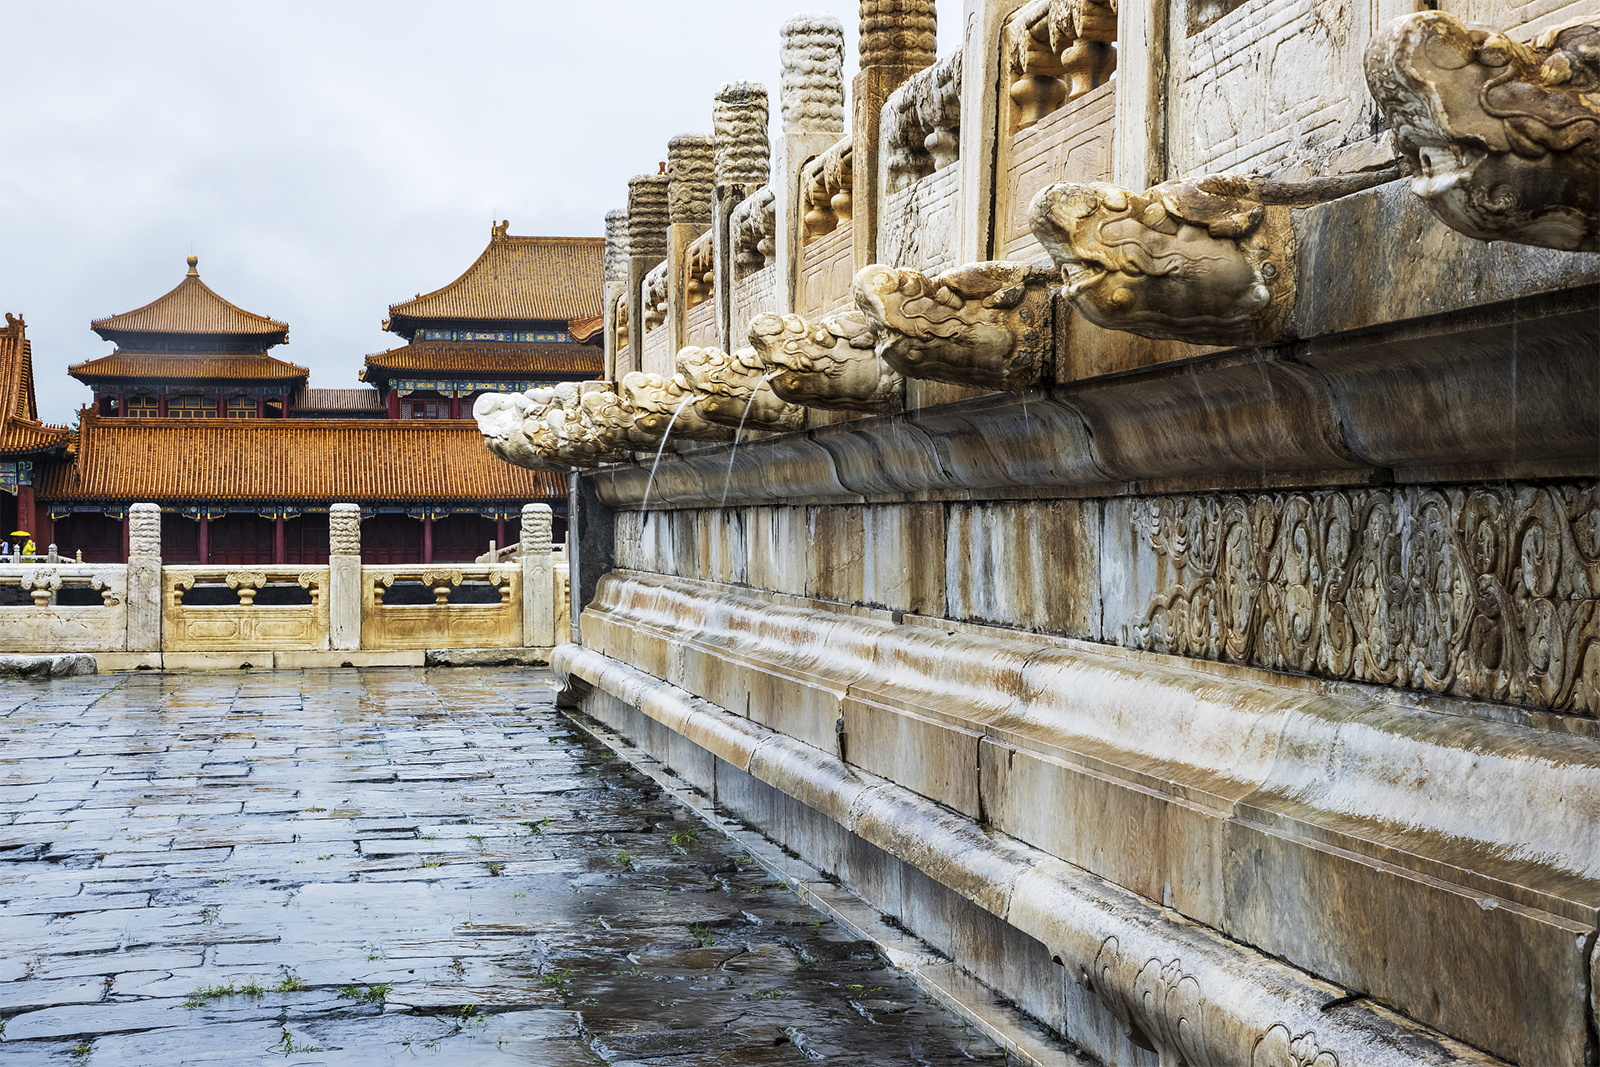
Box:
639 394 695 516
719 371 781 510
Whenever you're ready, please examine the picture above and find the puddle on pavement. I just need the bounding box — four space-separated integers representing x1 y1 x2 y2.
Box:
0 668 1007 1064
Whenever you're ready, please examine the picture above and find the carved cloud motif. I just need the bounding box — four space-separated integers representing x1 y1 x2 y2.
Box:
1029 179 1293 346
1366 12 1599 253
1251 1025 1340 1067
853 262 1053 390
1089 937 1209 1066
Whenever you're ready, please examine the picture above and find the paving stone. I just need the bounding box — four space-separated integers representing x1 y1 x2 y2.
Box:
0 668 1004 1063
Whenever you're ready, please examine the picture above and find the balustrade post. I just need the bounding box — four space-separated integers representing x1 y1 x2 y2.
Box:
125 503 162 652
328 503 362 651
521 503 554 649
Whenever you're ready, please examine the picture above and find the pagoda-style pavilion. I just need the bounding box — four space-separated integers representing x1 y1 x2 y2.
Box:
0 315 72 547
39 252 571 564
361 223 605 417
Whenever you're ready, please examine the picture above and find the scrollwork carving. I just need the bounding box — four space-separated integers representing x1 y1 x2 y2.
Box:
731 185 776 277
1366 12 1599 252
749 309 901 413
1252 1025 1340 1067
675 345 806 433
852 261 1054 390
642 260 669 331
713 81 770 188
1088 938 1208 1066
128 503 161 558
329 504 361 556
1128 483 1600 716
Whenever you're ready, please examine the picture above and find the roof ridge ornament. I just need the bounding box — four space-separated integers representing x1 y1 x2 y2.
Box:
491 220 509 240
186 254 198 277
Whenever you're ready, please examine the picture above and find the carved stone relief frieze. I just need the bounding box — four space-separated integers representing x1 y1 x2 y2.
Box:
675 345 807 433
1367 12 1599 253
748 309 902 412
1123 483 1600 717
853 261 1053 390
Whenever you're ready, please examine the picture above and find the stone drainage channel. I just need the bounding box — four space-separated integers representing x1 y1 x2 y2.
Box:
0 667 1077 1066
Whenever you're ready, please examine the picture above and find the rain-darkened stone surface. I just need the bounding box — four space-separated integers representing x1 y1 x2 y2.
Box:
0 667 1003 1065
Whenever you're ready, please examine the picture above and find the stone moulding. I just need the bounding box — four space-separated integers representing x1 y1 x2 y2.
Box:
853 261 1054 390
570 572 1600 1063
748 309 903 413
556 640 1515 1066
1366 12 1599 253
674 345 807 433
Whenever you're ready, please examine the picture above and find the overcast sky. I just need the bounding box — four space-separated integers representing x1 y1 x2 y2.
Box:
2 0 960 423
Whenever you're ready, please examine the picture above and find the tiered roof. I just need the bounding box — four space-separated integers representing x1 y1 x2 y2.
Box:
69 352 308 383
296 388 385 412
361 340 603 379
43 411 564 503
0 314 72 457
91 256 289 347
384 228 605 338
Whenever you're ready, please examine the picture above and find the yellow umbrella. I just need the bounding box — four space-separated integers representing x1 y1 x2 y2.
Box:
9 530 30 537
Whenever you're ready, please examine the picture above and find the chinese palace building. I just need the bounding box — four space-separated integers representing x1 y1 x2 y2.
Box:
4 224 603 565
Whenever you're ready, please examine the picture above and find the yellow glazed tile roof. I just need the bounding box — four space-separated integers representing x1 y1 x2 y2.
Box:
362 340 603 377
91 257 288 339
387 229 604 326
0 314 74 457
42 411 563 502
68 352 310 382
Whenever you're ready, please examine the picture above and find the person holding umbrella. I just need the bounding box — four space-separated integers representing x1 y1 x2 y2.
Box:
10 530 34 560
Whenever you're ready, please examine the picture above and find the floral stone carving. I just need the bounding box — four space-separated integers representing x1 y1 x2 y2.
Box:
1089 937 1207 1065
1030 177 1295 346
1252 1025 1340 1067
748 310 902 413
1126 482 1600 717
675 345 807 433
852 262 1054 390
1366 12 1599 253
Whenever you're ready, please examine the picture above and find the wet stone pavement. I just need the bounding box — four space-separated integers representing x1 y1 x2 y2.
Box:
0 667 1005 1065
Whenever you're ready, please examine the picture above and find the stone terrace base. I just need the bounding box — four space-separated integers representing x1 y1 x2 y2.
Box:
556 643 1511 1067
88 648 554 672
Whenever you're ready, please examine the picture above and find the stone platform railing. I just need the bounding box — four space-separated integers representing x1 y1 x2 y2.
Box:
0 503 568 667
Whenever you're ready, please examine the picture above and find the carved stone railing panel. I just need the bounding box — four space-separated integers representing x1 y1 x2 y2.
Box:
797 222 856 321
996 80 1116 264
361 565 520 650
884 50 963 192
676 345 807 433
1367 12 1599 253
853 262 1054 391
800 138 853 242
162 565 329 652
1006 0 1116 135
642 260 669 332
749 309 901 413
0 564 129 653
730 185 775 280
683 230 715 312
729 262 779 354
1172 0 1385 177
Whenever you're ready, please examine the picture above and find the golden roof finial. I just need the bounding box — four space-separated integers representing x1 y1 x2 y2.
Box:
491 219 509 240
186 254 199 277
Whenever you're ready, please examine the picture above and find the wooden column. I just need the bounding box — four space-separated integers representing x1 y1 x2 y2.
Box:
198 516 210 566
496 516 506 555
423 516 434 564
158 395 168 417
118 392 126 417
387 391 401 419
273 515 286 565
16 484 34 546
121 514 130 563
257 396 265 418
450 391 461 420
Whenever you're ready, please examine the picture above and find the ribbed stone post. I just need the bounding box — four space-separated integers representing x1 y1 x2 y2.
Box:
125 503 162 653
712 81 770 352
625 173 670 378
521 503 554 649
666 132 715 364
328 504 362 651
